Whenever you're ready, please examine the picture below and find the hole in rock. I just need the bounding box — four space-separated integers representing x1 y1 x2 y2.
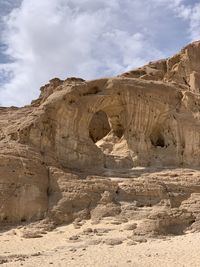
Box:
155 136 165 147
89 111 111 143
114 124 124 139
89 110 131 169
3 216 8 221
150 129 165 148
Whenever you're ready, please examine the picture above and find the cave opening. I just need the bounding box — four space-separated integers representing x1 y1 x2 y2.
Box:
113 123 124 139
155 136 165 147
150 129 166 148
89 110 111 143
89 110 133 169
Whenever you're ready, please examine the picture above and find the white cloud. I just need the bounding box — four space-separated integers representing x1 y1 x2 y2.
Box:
0 0 198 106
170 1 200 40
189 3 200 40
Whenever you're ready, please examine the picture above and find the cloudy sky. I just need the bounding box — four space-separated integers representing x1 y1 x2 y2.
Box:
0 0 200 106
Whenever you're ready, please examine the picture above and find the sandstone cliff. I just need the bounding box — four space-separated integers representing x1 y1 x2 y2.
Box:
1 41 200 238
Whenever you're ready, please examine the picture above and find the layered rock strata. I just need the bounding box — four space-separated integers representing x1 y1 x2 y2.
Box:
1 41 200 237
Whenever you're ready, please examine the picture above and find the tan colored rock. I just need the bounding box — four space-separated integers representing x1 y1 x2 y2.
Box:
132 209 195 236
1 41 200 238
121 41 200 93
0 142 48 222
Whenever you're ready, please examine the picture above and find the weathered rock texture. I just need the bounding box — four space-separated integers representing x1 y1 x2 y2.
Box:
1 41 200 237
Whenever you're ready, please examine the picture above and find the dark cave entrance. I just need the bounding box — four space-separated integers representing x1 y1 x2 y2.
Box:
89 110 111 143
88 110 132 169
150 128 166 148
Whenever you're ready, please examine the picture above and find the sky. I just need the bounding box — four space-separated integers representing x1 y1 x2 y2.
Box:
0 0 200 106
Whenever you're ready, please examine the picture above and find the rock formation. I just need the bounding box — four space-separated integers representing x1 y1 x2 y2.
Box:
1 41 200 238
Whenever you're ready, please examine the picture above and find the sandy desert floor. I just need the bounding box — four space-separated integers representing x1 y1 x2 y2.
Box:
0 218 200 267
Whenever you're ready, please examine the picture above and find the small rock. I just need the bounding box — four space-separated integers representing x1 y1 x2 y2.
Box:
86 239 102 245
124 223 137 231
0 259 8 264
104 238 124 246
91 219 100 225
73 225 81 229
127 241 137 246
69 235 79 241
110 221 122 225
83 228 93 234
69 248 77 252
96 233 103 236
93 228 111 234
31 252 41 256
22 231 43 239
131 236 147 243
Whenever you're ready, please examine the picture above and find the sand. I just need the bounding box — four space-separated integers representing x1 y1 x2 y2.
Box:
0 218 200 267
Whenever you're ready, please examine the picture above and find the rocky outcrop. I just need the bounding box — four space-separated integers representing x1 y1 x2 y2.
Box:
121 41 200 93
1 41 200 237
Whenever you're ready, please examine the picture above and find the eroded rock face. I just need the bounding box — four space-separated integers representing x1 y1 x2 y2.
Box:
11 77 199 170
0 143 48 222
120 41 200 93
1 41 200 237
